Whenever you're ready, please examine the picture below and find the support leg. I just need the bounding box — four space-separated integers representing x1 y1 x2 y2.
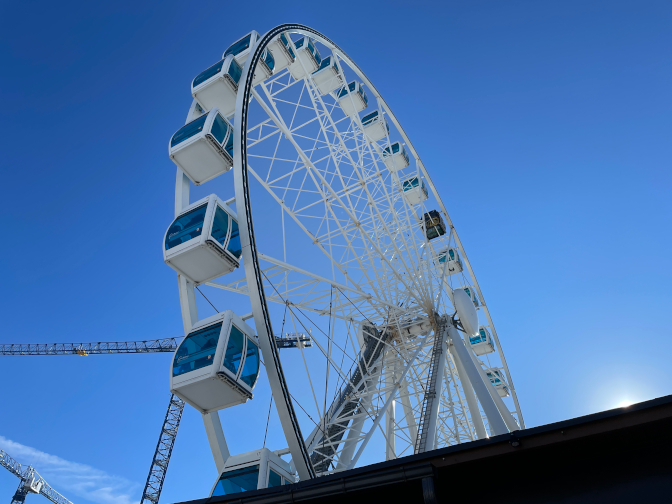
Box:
447 323 508 436
398 378 419 443
202 411 230 473
449 341 487 439
385 351 397 460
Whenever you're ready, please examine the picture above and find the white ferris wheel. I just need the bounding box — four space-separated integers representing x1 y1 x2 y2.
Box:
163 24 524 492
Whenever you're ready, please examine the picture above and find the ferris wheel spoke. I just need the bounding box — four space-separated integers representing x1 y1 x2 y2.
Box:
302 83 431 303
253 85 426 306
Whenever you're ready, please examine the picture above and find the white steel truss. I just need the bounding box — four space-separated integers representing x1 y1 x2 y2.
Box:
173 24 524 481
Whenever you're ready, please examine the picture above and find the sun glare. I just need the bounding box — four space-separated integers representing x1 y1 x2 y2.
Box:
618 400 633 408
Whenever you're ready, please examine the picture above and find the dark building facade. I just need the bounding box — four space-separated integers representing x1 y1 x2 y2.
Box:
174 395 672 504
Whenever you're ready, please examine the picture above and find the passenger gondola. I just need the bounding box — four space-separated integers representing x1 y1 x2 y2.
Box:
168 108 234 185
337 81 368 116
469 326 495 355
361 110 389 142
437 247 463 275
223 31 262 65
222 31 274 86
171 310 260 412
289 36 321 80
423 210 446 240
192 56 242 118
401 175 428 205
163 194 241 284
382 142 410 171
210 447 294 496
251 48 275 86
267 32 296 73
486 368 510 397
311 55 343 95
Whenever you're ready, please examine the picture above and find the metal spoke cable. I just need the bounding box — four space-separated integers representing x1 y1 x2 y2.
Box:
196 286 220 313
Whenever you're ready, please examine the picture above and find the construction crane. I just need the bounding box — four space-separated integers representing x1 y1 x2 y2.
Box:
1 333 311 504
0 334 310 356
2 339 185 504
0 339 181 356
140 395 184 504
0 450 72 504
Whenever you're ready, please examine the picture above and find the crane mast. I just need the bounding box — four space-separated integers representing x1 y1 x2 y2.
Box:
140 395 185 504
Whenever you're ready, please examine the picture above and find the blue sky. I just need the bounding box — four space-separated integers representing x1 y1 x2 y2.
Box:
1 1 670 504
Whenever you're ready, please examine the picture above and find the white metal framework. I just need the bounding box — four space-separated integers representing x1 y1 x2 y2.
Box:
169 24 524 485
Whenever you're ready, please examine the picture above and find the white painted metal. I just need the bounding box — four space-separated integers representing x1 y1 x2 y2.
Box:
385 351 397 460
311 56 344 95
233 39 315 481
361 110 389 143
382 142 410 172
202 412 231 473
168 24 524 483
337 81 368 116
208 447 293 496
288 36 320 80
163 194 241 285
401 175 429 206
223 31 262 65
170 310 260 413
448 345 487 440
437 247 463 276
267 32 295 72
465 351 519 431
192 56 240 118
470 326 495 356
168 108 233 185
453 288 479 337
446 324 507 436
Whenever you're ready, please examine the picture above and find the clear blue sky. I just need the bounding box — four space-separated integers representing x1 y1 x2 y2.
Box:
1 1 670 504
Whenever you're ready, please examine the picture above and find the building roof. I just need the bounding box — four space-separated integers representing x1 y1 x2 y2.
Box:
173 394 672 504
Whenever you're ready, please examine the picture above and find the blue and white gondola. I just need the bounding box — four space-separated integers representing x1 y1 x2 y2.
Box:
289 36 321 80
311 55 343 95
169 108 234 185
192 56 242 118
171 310 260 412
222 30 275 86
163 194 241 284
382 141 410 171
486 368 510 397
267 32 296 72
223 31 261 65
469 326 495 356
437 247 463 275
401 175 428 205
337 81 368 116
210 447 294 496
361 110 389 143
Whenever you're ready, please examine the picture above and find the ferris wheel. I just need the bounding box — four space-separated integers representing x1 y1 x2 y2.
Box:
163 24 524 491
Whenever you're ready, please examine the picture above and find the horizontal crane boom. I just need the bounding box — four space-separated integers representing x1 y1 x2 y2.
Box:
0 339 182 356
1 335 312 356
